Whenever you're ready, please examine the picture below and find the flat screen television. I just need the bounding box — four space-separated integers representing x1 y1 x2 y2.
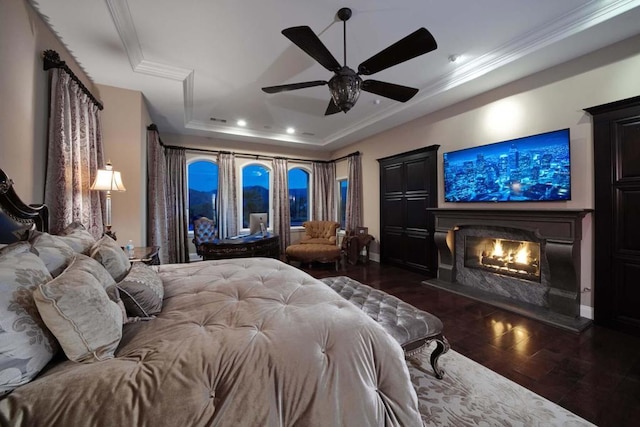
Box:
443 128 571 202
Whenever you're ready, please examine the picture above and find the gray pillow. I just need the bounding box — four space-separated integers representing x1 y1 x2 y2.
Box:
117 263 164 317
57 222 96 254
0 242 58 395
90 236 131 283
33 255 123 363
28 232 75 277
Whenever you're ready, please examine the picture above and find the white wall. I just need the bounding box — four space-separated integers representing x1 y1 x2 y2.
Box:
96 84 150 246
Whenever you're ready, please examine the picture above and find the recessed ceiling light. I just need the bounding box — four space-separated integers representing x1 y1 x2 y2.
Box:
237 119 247 127
286 127 295 134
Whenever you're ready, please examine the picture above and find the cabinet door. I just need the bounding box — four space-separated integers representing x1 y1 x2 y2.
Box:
379 146 438 275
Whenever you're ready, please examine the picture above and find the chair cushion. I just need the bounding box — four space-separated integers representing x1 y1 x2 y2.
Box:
300 237 334 245
286 244 341 263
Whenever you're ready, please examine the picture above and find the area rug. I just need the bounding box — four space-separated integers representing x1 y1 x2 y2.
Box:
407 344 595 426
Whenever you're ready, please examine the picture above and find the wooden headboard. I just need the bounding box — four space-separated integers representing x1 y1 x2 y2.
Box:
0 168 49 244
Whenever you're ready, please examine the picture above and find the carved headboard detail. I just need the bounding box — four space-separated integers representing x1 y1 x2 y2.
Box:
0 168 49 244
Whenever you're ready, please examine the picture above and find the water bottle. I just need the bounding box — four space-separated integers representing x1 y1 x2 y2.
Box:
125 240 135 258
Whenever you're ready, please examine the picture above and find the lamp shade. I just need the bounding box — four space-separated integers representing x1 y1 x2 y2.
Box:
90 163 126 192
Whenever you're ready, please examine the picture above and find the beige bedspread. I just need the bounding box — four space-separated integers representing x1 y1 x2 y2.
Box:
1 258 421 426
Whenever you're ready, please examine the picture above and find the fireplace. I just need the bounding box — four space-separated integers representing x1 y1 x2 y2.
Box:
464 236 541 282
424 209 592 332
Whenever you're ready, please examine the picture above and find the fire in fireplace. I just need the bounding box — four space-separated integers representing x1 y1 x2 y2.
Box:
464 236 541 282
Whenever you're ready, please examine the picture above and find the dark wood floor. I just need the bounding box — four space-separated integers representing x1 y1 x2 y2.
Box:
299 260 640 427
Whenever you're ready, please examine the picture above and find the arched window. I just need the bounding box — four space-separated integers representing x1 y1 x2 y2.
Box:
187 159 218 231
242 164 270 228
288 167 309 226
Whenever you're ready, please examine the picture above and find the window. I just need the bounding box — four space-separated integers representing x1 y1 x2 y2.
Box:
242 164 270 228
288 168 309 226
338 178 348 229
187 160 218 231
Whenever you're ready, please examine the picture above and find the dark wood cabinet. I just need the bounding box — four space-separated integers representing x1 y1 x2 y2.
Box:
378 145 439 275
585 95 640 337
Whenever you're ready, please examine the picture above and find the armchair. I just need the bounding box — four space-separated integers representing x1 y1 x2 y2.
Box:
192 217 217 258
285 220 341 269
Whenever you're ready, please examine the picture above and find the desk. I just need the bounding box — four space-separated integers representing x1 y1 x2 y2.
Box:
196 233 280 260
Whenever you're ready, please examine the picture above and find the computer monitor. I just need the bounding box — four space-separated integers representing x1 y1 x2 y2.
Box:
249 213 268 235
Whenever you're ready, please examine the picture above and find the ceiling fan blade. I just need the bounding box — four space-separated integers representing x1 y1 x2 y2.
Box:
262 80 327 94
325 99 342 115
282 26 341 72
361 80 419 102
358 28 437 76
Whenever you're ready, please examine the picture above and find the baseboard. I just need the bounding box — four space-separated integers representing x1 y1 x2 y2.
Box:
580 304 594 320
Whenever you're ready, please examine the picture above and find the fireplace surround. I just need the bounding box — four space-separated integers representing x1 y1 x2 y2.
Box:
424 209 592 332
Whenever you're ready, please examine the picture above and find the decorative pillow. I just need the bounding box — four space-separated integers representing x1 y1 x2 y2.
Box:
0 242 58 395
69 254 119 301
117 263 164 317
90 236 131 283
28 232 75 277
32 255 123 363
66 254 131 325
57 222 96 254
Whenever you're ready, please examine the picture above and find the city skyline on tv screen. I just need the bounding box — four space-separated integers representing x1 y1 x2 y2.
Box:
443 128 571 202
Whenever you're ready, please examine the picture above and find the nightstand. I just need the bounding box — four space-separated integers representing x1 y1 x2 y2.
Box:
128 246 160 265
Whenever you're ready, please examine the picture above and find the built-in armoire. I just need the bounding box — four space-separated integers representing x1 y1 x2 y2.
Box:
378 145 439 275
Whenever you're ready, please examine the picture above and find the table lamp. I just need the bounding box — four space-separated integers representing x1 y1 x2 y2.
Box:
90 161 126 240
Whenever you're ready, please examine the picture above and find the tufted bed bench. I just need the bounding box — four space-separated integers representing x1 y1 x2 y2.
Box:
320 276 450 379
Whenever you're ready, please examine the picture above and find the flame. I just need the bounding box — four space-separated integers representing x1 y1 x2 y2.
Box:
514 244 530 264
492 240 504 257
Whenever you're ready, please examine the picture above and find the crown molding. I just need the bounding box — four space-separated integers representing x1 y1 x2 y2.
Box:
105 0 640 147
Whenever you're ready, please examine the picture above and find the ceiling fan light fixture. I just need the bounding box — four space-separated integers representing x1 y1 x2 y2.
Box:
328 67 362 113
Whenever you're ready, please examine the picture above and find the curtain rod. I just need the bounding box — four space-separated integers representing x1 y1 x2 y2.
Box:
147 126 359 163
42 50 104 110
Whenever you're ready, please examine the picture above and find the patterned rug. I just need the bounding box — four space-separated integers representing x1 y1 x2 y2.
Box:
407 344 595 426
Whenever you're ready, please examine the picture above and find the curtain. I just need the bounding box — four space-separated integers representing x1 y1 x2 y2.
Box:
217 152 238 238
165 147 189 263
45 69 105 238
311 162 336 221
345 153 363 230
272 158 290 253
146 126 170 264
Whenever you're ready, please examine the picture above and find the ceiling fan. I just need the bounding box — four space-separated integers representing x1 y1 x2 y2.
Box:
261 7 437 116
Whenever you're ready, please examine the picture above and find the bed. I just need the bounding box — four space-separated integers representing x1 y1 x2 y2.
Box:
0 168 422 426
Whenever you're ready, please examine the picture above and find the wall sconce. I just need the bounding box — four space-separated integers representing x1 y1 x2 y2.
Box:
90 161 126 240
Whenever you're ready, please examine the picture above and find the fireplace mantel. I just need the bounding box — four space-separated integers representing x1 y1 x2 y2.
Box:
425 208 593 331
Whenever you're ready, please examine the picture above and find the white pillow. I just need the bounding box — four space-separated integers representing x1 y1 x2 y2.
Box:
33 255 123 363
